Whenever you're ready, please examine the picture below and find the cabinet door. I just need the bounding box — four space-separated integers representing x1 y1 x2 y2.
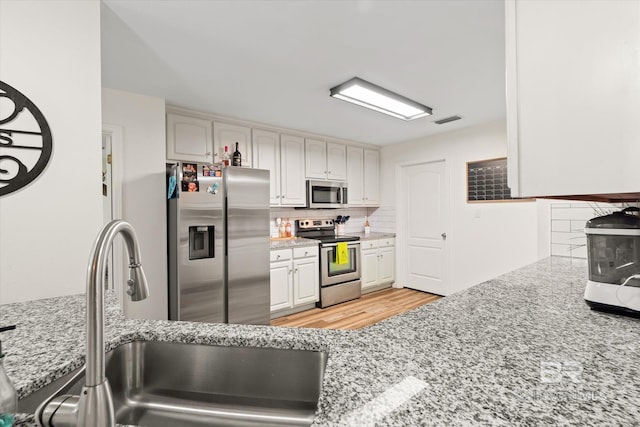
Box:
213 122 252 167
270 260 292 312
326 142 347 181
346 147 364 206
252 129 280 205
167 113 213 162
280 134 306 206
363 149 380 206
305 138 327 179
378 246 395 285
293 257 319 306
506 0 640 198
361 247 379 289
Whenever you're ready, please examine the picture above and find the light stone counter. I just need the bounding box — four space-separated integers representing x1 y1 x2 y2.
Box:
3 257 639 426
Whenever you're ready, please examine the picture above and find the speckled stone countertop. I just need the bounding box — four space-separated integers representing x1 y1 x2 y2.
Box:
345 231 396 241
270 237 320 249
3 257 640 426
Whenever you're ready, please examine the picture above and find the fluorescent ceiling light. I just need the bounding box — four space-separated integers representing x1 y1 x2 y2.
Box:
330 77 432 121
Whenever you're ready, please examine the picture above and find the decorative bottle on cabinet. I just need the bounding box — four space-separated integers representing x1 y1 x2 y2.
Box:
364 216 370 236
222 146 230 166
232 142 242 167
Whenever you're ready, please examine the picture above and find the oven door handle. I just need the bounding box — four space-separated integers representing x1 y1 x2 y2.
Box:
322 242 360 248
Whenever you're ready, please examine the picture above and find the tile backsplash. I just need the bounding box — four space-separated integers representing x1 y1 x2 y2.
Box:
269 207 389 237
550 202 637 259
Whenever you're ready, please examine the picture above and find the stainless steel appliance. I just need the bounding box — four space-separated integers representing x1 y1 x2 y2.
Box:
584 207 640 317
296 219 361 308
168 164 270 325
306 180 348 208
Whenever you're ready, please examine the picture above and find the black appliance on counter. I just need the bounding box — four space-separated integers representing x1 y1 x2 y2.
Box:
295 219 361 308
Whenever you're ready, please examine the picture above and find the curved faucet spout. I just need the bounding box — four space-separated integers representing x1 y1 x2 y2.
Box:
86 220 149 387
36 220 150 427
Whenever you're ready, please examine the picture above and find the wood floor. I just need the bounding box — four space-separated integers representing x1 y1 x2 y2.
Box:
271 288 441 330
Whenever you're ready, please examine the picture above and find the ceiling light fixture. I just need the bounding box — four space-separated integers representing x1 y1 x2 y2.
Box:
329 77 432 121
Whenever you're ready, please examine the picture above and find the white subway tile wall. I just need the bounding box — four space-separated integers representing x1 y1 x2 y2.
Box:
549 202 635 259
369 206 396 233
269 207 379 237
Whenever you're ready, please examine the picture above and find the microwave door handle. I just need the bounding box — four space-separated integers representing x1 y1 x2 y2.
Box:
337 188 341 204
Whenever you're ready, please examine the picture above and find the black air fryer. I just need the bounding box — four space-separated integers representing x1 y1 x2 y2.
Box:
584 207 640 317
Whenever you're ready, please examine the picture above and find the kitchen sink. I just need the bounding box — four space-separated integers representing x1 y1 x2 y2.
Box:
30 341 327 427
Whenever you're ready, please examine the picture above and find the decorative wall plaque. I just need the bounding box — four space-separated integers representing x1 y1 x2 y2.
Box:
0 81 53 196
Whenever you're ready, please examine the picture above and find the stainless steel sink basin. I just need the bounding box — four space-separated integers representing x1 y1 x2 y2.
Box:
33 341 327 426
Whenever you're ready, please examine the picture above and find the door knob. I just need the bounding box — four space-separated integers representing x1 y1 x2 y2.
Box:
441 232 447 240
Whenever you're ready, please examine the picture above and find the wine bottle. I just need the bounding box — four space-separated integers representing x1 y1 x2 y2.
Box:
222 146 230 166
232 142 242 167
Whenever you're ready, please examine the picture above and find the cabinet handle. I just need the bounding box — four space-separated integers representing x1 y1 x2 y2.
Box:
276 255 281 259
288 268 292 275
295 268 299 273
205 152 211 156
304 251 308 256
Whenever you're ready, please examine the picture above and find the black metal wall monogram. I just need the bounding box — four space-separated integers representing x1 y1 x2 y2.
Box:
0 81 53 196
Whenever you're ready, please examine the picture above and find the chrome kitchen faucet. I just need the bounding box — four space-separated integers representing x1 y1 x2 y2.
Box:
36 220 150 427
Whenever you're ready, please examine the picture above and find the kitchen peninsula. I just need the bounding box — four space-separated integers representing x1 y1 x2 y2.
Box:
2 257 639 426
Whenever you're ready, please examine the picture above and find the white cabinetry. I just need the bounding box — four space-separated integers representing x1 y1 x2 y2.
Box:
280 134 306 206
252 129 280 205
305 139 346 181
505 0 640 199
270 246 319 314
360 238 395 292
346 147 379 206
253 131 306 206
166 113 213 162
213 121 252 167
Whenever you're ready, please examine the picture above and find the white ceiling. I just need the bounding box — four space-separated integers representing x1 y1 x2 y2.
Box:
101 0 506 146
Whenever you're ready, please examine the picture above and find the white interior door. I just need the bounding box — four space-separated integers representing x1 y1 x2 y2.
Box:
101 127 124 309
101 133 114 290
402 160 448 295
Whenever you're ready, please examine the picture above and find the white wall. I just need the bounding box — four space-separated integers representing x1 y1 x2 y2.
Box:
0 1 103 303
101 88 168 320
380 120 543 295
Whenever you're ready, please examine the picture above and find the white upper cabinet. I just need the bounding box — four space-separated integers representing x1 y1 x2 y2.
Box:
252 131 306 207
346 147 364 205
166 113 213 162
347 147 379 206
326 142 347 181
213 122 252 167
363 149 379 205
252 129 280 205
305 139 347 181
305 138 327 179
280 134 306 206
506 0 640 199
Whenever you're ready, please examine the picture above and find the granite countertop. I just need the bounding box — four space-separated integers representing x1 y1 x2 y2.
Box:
3 257 640 426
345 231 396 241
270 237 320 249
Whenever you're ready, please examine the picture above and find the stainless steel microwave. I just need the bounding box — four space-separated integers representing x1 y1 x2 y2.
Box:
306 180 348 208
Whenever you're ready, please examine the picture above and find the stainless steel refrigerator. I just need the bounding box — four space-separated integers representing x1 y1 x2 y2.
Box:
168 164 270 325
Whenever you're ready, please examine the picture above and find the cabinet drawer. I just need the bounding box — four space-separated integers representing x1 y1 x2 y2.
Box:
270 249 292 262
293 246 318 259
378 238 395 248
360 240 379 250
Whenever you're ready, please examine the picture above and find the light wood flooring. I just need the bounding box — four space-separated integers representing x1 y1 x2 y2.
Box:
271 288 441 330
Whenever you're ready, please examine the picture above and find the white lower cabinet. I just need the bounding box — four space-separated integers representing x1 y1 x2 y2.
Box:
360 238 395 291
270 246 319 314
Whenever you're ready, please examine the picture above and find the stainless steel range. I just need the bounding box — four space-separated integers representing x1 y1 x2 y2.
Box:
296 219 361 308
